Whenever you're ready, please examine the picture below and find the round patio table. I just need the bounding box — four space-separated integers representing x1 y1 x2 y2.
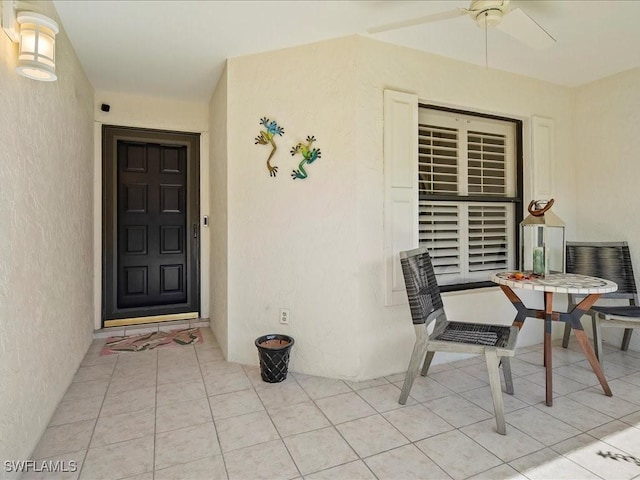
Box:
491 272 617 406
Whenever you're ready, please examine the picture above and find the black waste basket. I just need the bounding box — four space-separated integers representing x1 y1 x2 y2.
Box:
255 334 295 383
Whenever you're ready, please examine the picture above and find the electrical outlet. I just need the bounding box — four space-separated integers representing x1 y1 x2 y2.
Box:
279 308 290 325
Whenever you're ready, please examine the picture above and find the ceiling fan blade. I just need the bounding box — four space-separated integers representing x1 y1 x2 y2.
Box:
367 8 467 34
496 8 556 49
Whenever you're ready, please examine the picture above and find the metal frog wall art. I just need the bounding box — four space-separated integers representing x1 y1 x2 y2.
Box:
290 135 321 180
254 117 285 177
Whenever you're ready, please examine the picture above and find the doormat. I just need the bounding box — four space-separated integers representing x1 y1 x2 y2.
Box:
100 328 202 355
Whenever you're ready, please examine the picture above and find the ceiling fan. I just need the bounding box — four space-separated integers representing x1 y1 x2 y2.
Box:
368 0 556 50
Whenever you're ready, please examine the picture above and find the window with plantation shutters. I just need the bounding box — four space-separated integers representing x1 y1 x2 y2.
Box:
418 107 521 287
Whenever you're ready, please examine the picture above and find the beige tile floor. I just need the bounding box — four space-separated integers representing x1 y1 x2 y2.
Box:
25 328 640 480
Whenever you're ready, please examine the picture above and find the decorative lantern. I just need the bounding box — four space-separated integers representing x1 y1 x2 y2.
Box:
520 199 565 275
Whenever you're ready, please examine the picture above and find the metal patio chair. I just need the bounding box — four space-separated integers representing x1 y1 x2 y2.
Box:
398 246 519 435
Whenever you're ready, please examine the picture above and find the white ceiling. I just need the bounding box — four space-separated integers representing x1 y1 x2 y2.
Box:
52 0 640 103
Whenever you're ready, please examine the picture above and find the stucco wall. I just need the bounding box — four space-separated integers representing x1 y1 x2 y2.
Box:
0 1 95 467
225 37 361 377
209 64 229 356
354 36 577 378
221 35 577 379
574 66 640 353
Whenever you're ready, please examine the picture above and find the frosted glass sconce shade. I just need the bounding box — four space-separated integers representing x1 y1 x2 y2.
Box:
16 11 59 81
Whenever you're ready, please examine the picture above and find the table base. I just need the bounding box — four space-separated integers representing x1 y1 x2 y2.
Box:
499 285 612 406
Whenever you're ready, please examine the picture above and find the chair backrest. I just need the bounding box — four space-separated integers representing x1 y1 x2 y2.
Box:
399 247 445 325
566 241 638 301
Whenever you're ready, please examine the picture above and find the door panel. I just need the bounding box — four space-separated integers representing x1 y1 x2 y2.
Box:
103 126 200 323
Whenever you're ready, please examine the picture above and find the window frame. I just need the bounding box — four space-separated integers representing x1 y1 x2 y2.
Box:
419 103 524 292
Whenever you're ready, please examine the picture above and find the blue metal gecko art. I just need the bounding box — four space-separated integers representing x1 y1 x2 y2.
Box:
290 136 321 180
254 117 285 177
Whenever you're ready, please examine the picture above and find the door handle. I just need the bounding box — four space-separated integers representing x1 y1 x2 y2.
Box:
193 223 198 239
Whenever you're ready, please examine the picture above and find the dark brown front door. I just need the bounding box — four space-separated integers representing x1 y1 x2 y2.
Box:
103 126 200 325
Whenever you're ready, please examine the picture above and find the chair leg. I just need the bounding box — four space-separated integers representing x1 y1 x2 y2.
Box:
421 351 435 377
485 349 506 435
593 316 604 367
562 323 572 348
588 313 600 361
399 325 428 405
501 357 514 395
621 328 633 351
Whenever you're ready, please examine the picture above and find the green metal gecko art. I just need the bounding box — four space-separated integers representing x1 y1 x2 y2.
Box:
290 135 321 180
254 117 285 177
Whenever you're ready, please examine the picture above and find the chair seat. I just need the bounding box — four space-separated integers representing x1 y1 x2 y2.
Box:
592 305 640 318
434 322 512 347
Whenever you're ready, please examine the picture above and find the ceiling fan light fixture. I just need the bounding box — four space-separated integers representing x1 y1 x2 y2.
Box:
366 0 555 51
475 9 503 28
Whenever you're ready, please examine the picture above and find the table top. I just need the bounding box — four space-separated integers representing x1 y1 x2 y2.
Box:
491 272 618 294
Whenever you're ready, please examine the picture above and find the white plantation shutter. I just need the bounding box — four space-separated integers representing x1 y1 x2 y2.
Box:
419 202 461 278
468 203 513 275
468 131 508 195
418 108 517 285
418 123 459 196
419 201 514 285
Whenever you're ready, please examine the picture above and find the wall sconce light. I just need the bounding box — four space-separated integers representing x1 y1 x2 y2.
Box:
2 0 59 81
